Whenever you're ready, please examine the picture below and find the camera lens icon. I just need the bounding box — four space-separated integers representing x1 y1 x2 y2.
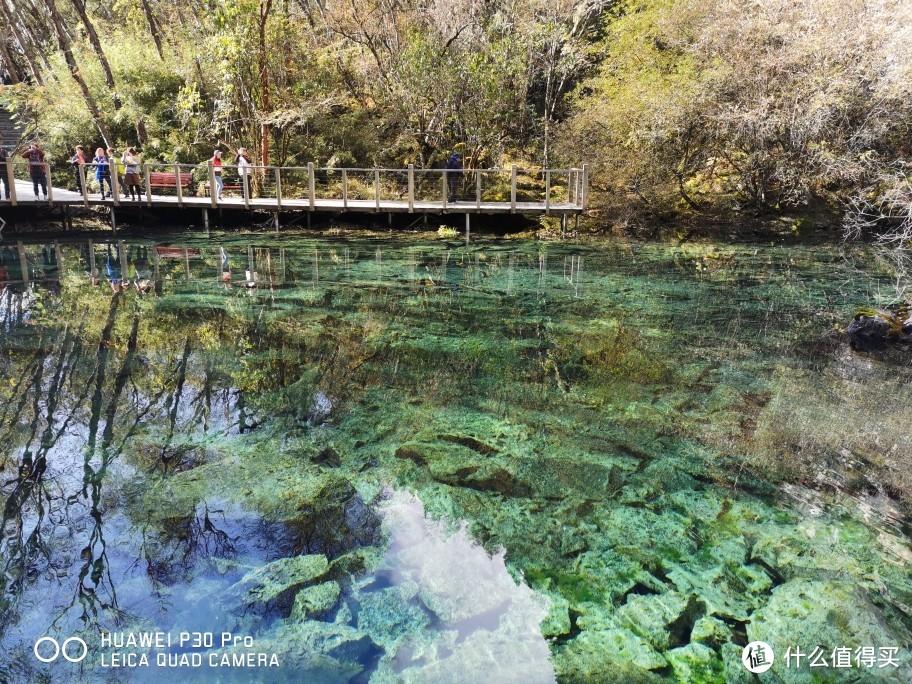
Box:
34 636 88 663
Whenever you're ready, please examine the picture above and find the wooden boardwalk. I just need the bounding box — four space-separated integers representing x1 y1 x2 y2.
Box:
1 163 589 220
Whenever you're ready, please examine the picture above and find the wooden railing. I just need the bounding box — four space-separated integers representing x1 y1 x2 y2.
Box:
3 159 589 213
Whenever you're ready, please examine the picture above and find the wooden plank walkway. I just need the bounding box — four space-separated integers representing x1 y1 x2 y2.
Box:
0 163 589 217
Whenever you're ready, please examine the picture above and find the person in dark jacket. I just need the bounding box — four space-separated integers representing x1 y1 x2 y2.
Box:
445 152 463 202
21 142 47 199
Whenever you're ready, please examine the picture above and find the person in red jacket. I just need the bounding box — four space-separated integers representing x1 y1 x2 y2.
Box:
21 142 47 199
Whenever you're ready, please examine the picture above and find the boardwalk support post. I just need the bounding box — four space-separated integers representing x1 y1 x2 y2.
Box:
274 211 280 232
465 213 470 239
561 214 566 240
111 207 117 235
510 165 517 213
17 241 28 283
408 164 414 213
4 157 14 206
203 208 209 230
307 162 315 211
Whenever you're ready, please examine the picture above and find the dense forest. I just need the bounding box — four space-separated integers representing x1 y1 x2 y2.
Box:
2 0 912 234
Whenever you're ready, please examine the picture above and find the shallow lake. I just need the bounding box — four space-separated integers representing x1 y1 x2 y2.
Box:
0 232 910 682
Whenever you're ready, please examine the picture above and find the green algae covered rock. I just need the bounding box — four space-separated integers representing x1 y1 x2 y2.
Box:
229 553 329 614
747 579 911 682
665 642 724 683
614 591 702 651
690 616 732 649
553 627 667 682
538 590 571 638
291 580 341 621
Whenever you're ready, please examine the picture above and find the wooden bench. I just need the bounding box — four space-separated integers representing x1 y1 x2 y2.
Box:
149 171 194 190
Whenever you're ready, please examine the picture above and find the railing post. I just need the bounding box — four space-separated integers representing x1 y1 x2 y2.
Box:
208 160 217 208
46 163 54 205
275 167 282 210
79 163 89 207
342 169 348 209
545 169 551 215
6 158 16 206
442 170 447 211
568 169 574 204
407 164 414 213
143 163 152 205
476 170 481 210
307 162 315 210
242 167 250 209
581 164 589 210
374 169 380 212
510 164 517 213
110 159 120 205
174 164 183 207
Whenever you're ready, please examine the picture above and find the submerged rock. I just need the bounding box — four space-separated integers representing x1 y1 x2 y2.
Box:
291 580 341 621
664 642 724 683
747 579 911 682
554 627 667 681
614 591 703 651
227 553 329 615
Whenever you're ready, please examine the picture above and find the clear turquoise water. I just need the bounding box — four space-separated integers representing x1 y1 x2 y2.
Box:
0 233 910 683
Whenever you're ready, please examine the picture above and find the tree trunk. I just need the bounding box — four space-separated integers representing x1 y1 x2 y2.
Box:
68 0 120 108
139 0 165 59
0 37 20 83
43 0 111 145
258 0 273 166
0 2 43 85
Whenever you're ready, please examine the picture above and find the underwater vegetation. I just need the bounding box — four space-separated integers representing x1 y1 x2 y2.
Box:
0 234 910 683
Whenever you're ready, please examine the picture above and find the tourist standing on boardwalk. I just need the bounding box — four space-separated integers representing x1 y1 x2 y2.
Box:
122 148 142 201
210 150 224 199
235 147 252 200
0 137 8 200
93 147 111 198
445 152 463 202
70 145 86 193
21 142 47 199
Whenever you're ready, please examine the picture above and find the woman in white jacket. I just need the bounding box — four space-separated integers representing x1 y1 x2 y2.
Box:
235 147 252 200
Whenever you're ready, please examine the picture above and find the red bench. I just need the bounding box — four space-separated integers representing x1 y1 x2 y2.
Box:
149 171 194 189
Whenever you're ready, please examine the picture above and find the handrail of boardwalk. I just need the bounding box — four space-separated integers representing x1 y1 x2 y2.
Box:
3 159 589 214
